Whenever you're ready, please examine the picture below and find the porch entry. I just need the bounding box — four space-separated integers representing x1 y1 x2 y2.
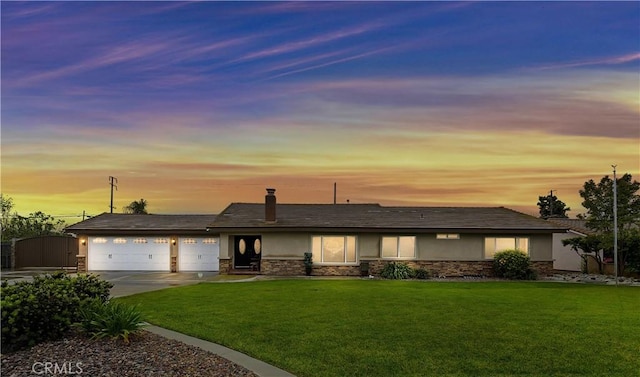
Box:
233 235 262 270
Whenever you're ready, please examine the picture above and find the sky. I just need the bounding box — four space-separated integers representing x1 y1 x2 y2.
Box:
1 1 639 223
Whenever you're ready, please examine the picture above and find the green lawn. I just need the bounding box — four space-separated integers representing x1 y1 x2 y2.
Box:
118 280 640 377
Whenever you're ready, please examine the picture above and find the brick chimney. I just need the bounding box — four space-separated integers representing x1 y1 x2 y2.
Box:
265 188 276 222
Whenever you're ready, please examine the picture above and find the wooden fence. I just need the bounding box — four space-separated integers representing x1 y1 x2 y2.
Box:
13 235 78 269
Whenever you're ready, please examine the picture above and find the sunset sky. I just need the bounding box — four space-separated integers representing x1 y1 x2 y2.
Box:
2 1 639 223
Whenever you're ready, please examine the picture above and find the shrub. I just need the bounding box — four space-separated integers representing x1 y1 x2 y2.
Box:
413 268 430 280
1 272 112 352
81 300 146 343
493 249 536 280
75 298 107 334
303 252 313 276
380 262 414 279
71 274 113 304
303 252 313 268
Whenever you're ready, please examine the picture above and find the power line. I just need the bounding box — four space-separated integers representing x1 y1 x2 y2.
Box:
55 214 94 219
4 214 93 219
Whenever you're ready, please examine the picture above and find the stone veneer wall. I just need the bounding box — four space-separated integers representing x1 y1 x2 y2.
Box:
77 255 87 273
253 259 554 278
219 259 231 273
530 261 554 277
261 259 306 275
365 260 494 277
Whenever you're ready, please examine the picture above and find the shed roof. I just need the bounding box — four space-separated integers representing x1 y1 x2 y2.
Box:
209 203 566 232
65 213 216 233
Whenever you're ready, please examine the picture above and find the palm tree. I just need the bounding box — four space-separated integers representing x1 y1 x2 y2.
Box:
123 199 148 214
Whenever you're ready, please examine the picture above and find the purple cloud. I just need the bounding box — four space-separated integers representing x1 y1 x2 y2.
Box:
531 52 640 71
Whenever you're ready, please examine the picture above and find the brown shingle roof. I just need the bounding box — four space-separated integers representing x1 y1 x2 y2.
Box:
65 213 216 233
546 218 595 235
210 203 566 232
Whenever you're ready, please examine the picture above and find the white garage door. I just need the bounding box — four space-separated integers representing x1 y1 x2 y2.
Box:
88 237 170 271
179 237 219 271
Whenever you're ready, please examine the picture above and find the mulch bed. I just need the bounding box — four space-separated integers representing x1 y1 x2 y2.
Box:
1 331 258 377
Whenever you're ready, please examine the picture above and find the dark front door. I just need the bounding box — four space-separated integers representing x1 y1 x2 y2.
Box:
234 236 262 270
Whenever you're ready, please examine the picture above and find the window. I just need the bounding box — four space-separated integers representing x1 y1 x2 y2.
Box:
92 238 107 244
202 238 218 244
133 238 147 244
484 237 529 259
311 236 357 264
381 236 416 259
113 238 127 244
436 234 460 240
154 238 169 244
182 238 197 244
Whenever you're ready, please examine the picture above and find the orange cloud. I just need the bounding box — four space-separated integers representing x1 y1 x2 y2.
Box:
3 129 637 223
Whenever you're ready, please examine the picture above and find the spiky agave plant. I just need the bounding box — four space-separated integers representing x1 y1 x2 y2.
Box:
88 301 146 343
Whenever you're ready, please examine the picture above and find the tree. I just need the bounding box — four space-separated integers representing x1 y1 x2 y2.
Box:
562 235 606 274
620 228 640 273
537 193 570 219
577 173 640 274
1 195 66 241
123 199 148 214
580 173 640 233
1 194 14 234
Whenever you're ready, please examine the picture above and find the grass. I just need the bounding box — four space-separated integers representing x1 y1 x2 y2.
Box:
118 280 640 377
207 274 257 282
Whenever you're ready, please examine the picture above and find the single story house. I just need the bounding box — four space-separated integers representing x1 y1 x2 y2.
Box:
209 189 566 277
66 214 219 272
67 189 567 276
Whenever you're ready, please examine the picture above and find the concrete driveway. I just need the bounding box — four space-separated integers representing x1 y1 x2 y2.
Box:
93 271 219 297
1 270 221 297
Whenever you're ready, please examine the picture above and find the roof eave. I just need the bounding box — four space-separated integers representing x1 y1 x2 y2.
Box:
209 226 564 234
64 229 216 235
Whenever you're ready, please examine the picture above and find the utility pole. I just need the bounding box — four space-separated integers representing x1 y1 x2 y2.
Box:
333 182 337 205
549 190 555 218
612 165 618 285
109 176 118 213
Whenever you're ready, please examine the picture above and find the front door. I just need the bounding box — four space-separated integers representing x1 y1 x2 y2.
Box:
234 236 262 270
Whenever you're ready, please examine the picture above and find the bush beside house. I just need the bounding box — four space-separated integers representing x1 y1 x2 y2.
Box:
492 249 537 280
379 262 430 280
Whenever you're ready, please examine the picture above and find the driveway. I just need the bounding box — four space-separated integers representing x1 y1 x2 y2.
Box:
94 271 219 297
1 270 222 297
